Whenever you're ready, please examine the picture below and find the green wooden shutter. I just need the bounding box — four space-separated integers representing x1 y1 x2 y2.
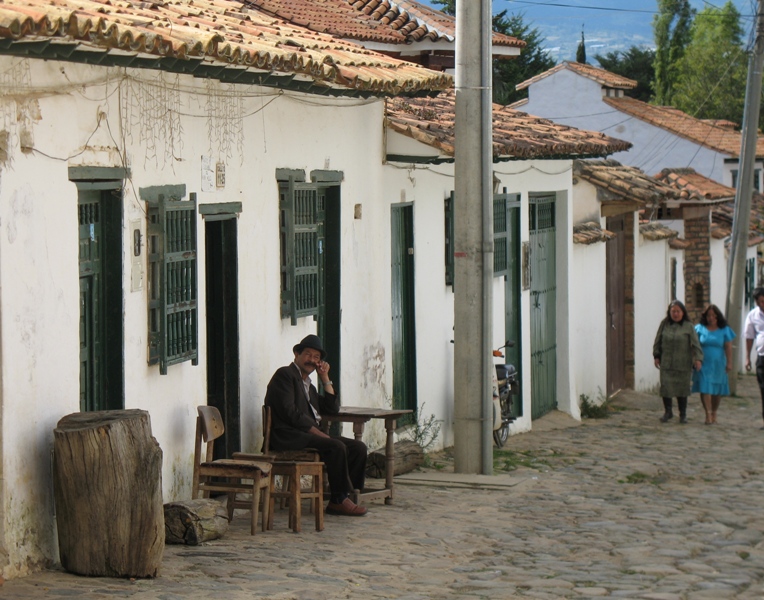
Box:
493 193 508 276
147 191 199 374
746 256 756 310
445 191 454 287
280 179 320 324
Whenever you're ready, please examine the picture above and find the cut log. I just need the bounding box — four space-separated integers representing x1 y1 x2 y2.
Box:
164 499 229 545
53 409 164 578
366 440 424 478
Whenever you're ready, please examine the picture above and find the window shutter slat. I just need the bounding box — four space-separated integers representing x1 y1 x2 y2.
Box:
147 191 198 374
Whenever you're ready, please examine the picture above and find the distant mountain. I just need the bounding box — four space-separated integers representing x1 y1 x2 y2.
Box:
416 0 753 63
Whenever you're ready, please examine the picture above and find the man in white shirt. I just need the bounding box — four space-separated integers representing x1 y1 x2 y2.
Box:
743 287 764 428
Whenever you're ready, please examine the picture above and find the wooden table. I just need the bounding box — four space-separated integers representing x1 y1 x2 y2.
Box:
324 407 412 505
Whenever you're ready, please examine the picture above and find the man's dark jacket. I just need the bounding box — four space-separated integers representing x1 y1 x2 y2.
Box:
264 364 340 451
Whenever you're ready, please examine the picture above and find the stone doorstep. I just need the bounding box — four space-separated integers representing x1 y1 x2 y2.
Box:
393 471 536 491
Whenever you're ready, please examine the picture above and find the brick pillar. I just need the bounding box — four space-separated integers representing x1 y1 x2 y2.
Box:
683 214 711 323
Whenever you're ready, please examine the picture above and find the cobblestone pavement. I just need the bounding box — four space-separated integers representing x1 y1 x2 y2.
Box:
3 375 764 599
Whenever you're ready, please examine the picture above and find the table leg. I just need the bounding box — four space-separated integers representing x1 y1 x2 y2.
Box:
384 417 397 505
352 421 365 441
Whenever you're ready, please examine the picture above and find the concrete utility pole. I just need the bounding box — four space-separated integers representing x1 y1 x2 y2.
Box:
726 0 764 391
453 0 493 474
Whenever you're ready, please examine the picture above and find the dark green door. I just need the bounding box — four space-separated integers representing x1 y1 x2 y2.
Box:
317 185 341 387
529 195 557 419
391 204 417 420
495 192 522 418
78 186 124 412
205 217 240 459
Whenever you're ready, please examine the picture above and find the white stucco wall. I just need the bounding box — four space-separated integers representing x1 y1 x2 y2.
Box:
0 57 401 578
522 69 731 182
380 151 575 439
634 232 674 392
571 241 608 404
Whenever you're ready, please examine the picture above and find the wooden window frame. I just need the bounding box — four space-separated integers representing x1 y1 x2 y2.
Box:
142 185 199 374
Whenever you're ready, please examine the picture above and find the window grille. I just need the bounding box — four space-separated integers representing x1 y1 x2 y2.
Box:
147 191 199 374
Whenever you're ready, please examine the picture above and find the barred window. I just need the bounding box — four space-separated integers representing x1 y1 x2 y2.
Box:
147 190 199 374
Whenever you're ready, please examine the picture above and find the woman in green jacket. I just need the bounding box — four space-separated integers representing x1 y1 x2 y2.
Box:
653 300 703 423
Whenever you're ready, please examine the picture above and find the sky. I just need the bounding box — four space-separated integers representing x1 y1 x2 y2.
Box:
418 0 757 61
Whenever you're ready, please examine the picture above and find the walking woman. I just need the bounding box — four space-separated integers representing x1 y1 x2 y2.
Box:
692 304 735 424
653 300 703 423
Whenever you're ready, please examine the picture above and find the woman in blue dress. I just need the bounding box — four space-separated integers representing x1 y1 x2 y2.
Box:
692 304 735 424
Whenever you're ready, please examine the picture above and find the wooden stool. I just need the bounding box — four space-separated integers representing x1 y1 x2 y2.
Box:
269 461 324 533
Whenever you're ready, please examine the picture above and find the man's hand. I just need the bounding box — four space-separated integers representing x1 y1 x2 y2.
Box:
308 425 330 438
746 358 752 372
654 358 660 369
316 360 331 383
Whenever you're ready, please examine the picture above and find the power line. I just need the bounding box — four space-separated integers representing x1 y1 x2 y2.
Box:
504 0 755 17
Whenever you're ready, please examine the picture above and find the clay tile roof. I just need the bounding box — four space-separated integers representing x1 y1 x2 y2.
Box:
654 168 736 203
572 221 616 245
668 237 693 250
386 89 631 160
712 192 764 246
246 0 523 47
573 159 679 204
640 222 680 241
516 61 637 91
702 119 738 130
0 0 452 97
603 96 764 158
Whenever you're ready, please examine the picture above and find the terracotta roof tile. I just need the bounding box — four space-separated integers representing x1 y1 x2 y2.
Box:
654 168 736 203
572 221 616 245
350 0 522 46
640 221 680 242
0 0 452 96
246 0 523 47
573 159 678 205
668 237 692 250
516 61 637 91
386 89 631 160
604 96 764 158
711 192 764 246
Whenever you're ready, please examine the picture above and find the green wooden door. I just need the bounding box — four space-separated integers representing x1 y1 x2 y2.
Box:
318 185 341 388
529 195 557 419
205 216 241 459
391 204 417 421
496 193 522 418
77 185 124 412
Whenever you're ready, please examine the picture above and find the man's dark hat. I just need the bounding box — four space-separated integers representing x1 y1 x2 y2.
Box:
293 334 326 360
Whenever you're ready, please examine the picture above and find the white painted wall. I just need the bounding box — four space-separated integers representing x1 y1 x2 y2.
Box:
522 69 731 182
634 230 675 392
0 56 398 578
571 240 608 404
379 152 575 440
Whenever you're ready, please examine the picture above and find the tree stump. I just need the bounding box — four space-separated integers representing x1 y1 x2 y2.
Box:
53 409 164 577
366 440 424 478
164 499 229 545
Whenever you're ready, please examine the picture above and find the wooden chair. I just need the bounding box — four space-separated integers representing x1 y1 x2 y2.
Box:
232 405 323 532
192 405 272 535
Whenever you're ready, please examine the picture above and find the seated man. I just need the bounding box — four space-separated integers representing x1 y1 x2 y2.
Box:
264 334 368 516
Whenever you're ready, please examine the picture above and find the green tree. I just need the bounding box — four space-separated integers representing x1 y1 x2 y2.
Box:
653 0 695 105
493 11 556 105
576 29 586 64
594 47 655 102
671 2 747 124
431 3 556 105
432 0 454 15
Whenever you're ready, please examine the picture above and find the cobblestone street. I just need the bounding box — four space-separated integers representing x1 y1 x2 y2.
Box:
2 375 764 599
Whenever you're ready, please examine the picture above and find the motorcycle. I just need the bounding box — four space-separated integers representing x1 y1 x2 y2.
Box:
492 341 518 448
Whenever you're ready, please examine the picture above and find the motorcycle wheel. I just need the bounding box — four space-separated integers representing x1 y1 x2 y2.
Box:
493 393 512 447
493 423 509 447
